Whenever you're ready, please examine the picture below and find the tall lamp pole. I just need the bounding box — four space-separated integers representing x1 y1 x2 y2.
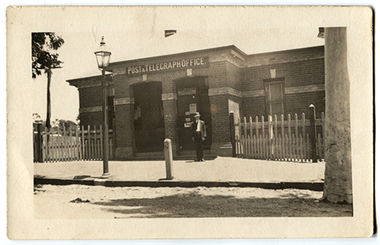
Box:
95 36 111 176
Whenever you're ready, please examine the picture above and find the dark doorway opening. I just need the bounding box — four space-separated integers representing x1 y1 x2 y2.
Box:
176 76 212 151
133 82 165 152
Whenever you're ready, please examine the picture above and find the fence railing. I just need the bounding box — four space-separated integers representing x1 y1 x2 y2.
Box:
232 110 324 162
34 124 114 162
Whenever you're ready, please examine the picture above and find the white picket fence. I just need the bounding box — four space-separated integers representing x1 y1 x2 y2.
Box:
234 113 324 162
38 125 114 162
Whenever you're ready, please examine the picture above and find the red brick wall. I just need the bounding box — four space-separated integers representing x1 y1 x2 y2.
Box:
79 112 102 128
208 61 227 88
226 61 242 91
283 59 324 87
162 100 178 150
79 86 102 108
78 86 102 127
242 58 324 90
241 58 325 118
285 91 325 118
241 96 266 118
113 75 135 150
77 76 115 127
114 103 135 149
209 94 229 143
113 75 131 98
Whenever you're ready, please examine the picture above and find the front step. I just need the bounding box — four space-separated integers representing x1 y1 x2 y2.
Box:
175 149 216 160
133 152 165 160
131 151 217 161
173 155 217 161
177 149 212 156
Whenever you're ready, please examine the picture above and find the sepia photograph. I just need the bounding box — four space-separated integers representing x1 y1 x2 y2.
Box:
6 5 374 240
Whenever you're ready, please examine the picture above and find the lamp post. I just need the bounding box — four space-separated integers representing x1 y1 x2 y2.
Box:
95 36 111 176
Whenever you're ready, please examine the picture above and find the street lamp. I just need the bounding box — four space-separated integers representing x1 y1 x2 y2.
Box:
95 36 111 176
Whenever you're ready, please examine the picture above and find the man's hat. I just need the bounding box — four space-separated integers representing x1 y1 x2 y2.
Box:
194 112 201 118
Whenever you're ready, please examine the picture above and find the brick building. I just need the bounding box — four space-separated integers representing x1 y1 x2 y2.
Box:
67 44 325 159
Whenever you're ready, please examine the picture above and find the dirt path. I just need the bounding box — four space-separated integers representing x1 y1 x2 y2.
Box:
34 184 352 219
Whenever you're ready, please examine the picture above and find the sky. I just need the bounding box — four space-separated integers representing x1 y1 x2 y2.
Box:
30 6 327 123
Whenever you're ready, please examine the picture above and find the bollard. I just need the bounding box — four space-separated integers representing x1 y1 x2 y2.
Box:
164 139 173 180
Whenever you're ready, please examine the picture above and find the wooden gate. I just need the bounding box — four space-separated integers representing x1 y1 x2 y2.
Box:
33 124 114 162
232 111 324 162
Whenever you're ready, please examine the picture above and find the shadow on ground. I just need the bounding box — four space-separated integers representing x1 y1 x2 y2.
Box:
92 192 353 218
34 184 46 194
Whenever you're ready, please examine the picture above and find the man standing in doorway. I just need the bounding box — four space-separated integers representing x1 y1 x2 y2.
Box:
191 112 206 162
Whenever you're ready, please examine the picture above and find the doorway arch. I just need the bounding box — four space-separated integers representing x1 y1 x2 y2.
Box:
175 76 212 150
132 81 164 152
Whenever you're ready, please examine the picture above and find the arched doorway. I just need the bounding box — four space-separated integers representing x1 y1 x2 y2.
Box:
133 81 165 152
176 76 212 151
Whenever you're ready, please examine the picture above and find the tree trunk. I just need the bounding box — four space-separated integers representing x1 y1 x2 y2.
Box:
322 27 352 203
46 69 52 129
45 69 52 161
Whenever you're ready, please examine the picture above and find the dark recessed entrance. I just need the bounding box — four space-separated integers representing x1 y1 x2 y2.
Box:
133 82 164 152
176 76 211 151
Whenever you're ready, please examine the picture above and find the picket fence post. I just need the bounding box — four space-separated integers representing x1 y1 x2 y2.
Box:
230 108 324 163
308 104 318 162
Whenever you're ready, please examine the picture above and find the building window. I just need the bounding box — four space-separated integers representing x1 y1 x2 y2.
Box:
265 80 284 117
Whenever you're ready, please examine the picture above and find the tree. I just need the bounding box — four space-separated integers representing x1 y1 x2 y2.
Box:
32 32 64 129
57 119 78 135
32 113 42 123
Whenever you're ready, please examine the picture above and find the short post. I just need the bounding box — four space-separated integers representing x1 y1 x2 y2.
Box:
229 112 236 157
308 104 318 162
164 139 173 180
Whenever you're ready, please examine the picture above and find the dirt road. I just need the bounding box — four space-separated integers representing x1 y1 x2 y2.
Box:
34 184 352 219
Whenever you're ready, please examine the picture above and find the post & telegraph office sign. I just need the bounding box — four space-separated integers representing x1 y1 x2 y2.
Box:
126 57 208 75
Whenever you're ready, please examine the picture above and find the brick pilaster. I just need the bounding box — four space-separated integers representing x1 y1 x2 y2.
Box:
162 99 178 156
114 75 135 158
